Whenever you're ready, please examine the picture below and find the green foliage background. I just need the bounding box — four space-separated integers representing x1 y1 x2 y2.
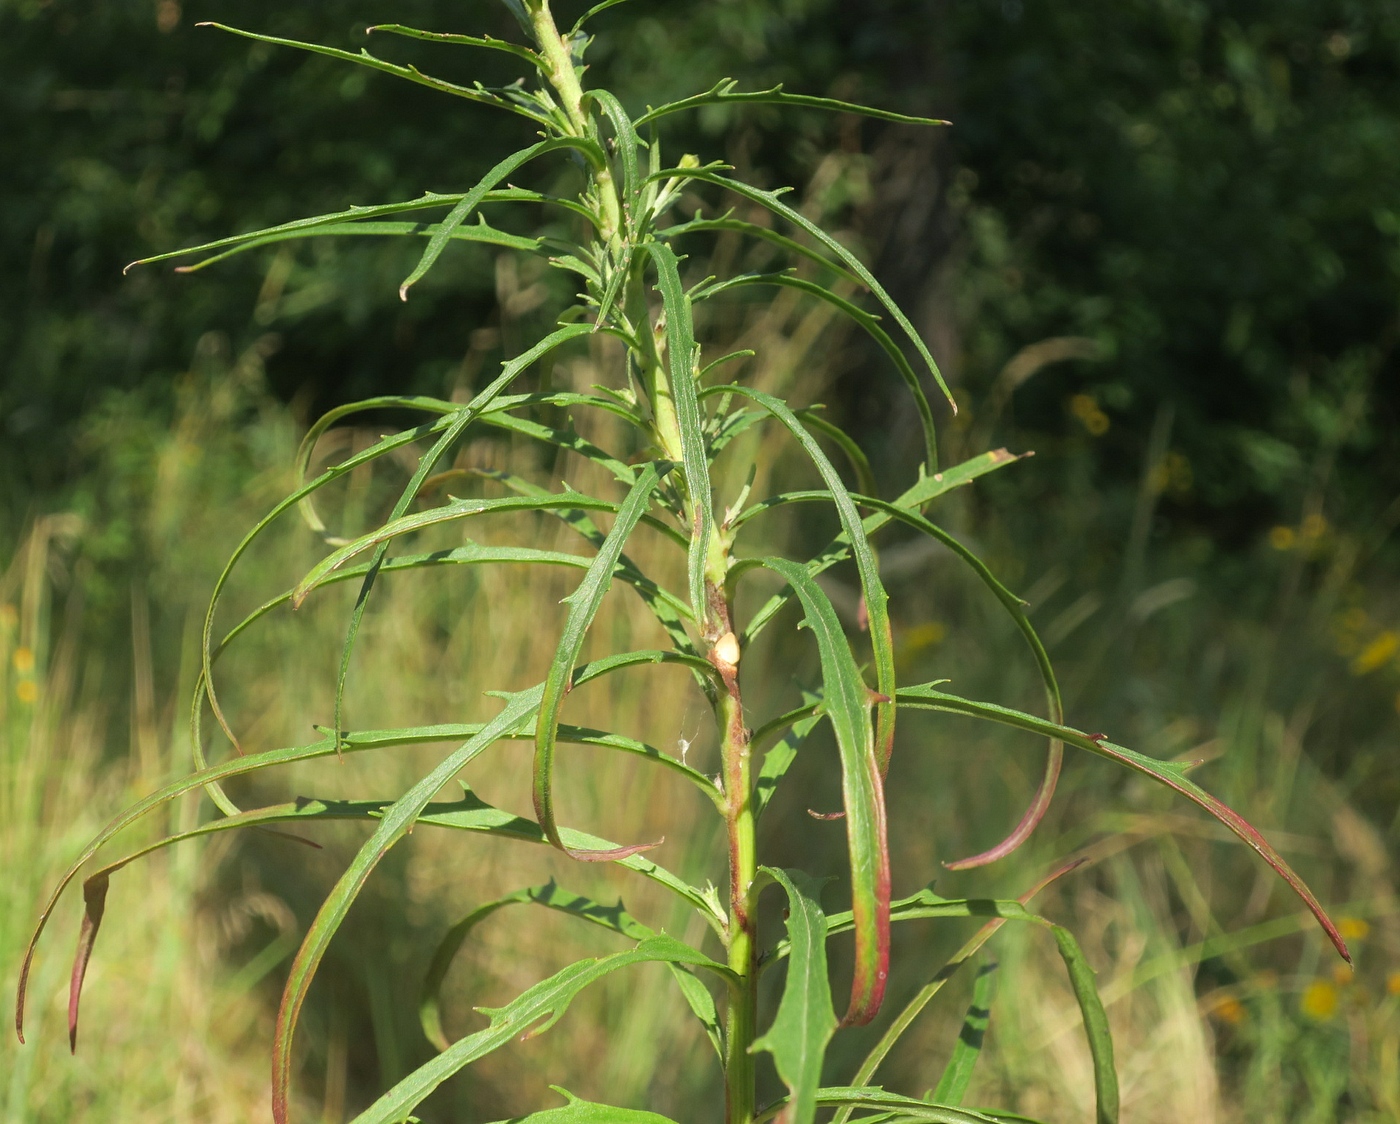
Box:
3 0 1399 1120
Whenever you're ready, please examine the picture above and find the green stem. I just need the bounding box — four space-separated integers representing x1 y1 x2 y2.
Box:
719 653 757 1121
526 0 624 243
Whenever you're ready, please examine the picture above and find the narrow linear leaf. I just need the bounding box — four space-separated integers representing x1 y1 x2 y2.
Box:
715 384 896 773
698 272 935 472
16 647 721 1048
895 686 1351 962
534 463 668 860
644 243 714 631
291 489 613 607
568 0 640 37
487 1088 681 1124
366 24 541 65
399 136 607 299
198 22 551 123
1047 924 1118 1124
670 168 953 445
658 214 865 289
752 868 837 1124
758 559 889 1027
790 489 1064 868
741 449 1024 648
753 694 824 821
636 79 951 129
760 1088 998 1124
931 961 998 1107
347 937 732 1124
420 881 723 1062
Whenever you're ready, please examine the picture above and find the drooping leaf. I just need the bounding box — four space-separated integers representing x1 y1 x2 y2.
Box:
754 559 888 1027
697 271 935 472
666 168 954 440
752 868 837 1124
534 463 669 860
778 488 1065 868
715 385 896 773
636 79 951 129
18 647 721 1049
895 685 1350 962
930 961 998 1107
346 937 733 1124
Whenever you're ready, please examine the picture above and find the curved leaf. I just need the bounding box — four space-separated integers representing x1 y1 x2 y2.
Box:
419 881 722 1062
665 168 954 446
534 463 668 860
740 449 1024 648
752 868 836 1124
895 685 1351 962
757 559 888 1027
347 937 732 1124
697 271 935 472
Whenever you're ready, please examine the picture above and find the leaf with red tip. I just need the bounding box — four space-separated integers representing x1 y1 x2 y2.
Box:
897 685 1351 963
67 873 109 1053
757 558 890 1027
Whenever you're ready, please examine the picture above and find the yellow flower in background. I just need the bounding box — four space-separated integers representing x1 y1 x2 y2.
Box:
16 679 37 705
1069 393 1110 436
1300 980 1339 1021
1351 631 1398 676
1387 971 1400 997
1209 995 1246 1026
1331 963 1355 986
1269 526 1296 551
1337 917 1370 943
13 646 35 674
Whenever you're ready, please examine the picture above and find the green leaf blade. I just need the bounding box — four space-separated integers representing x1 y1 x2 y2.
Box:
752 868 837 1124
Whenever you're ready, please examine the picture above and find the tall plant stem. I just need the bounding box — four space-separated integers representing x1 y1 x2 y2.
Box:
527 0 624 244
710 574 757 1122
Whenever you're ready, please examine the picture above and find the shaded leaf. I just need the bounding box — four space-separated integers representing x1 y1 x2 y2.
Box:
752 868 837 1124
636 79 951 129
347 937 732 1124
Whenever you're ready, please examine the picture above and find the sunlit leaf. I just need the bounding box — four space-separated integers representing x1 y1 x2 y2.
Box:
636 78 951 129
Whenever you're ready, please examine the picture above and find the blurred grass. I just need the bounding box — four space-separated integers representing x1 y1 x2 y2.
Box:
5 221 1400 1124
